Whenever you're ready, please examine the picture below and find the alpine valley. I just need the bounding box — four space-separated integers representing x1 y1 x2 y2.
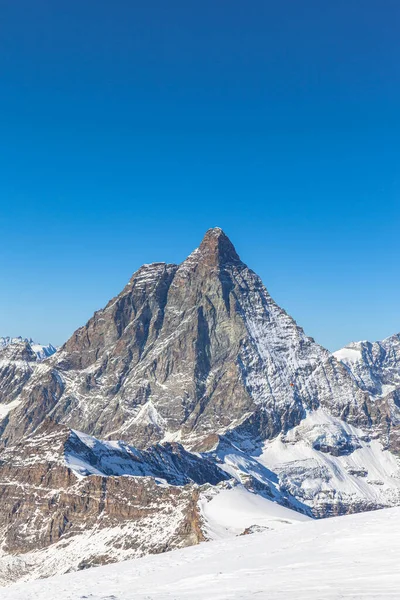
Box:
1 228 400 586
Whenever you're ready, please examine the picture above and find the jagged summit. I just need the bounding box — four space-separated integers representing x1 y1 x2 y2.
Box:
0 339 37 363
184 227 243 269
122 229 241 291
199 227 240 258
1 229 400 585
1 225 370 451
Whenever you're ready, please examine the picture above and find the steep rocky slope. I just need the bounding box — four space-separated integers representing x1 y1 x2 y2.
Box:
334 334 400 397
0 338 56 417
0 228 400 585
0 420 305 585
0 421 212 582
0 229 373 449
334 334 400 452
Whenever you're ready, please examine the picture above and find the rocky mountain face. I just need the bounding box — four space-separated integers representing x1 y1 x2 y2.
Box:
0 337 56 414
0 337 56 361
0 229 372 448
334 335 400 452
0 228 400 586
0 421 209 583
334 335 400 397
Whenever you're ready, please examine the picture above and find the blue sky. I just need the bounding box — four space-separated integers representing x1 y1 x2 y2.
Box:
0 1 399 350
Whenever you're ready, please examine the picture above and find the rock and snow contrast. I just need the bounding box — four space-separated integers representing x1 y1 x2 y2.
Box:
334 333 400 451
0 337 56 416
3 506 400 600
0 337 56 361
334 334 400 399
0 228 400 587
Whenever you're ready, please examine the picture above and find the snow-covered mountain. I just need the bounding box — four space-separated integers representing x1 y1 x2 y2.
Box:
0 337 56 417
0 337 56 361
0 228 400 585
0 229 373 450
0 421 307 585
334 334 400 452
3 506 400 600
334 333 400 398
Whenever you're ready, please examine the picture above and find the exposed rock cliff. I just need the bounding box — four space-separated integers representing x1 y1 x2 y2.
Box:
0 229 400 586
0 229 372 449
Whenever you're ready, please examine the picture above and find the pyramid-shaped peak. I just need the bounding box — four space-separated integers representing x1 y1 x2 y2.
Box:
196 227 242 267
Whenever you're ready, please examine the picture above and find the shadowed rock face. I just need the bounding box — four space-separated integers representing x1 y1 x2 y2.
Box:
0 421 207 581
0 228 400 586
0 228 374 451
64 429 230 486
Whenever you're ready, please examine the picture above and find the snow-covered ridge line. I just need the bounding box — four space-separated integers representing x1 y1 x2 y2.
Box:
65 428 229 486
0 337 56 361
66 407 400 523
334 333 400 398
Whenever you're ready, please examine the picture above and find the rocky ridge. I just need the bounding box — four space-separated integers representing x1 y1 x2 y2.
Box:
0 229 374 449
0 228 400 585
334 334 400 397
0 338 56 416
0 337 56 361
0 421 208 583
334 334 400 451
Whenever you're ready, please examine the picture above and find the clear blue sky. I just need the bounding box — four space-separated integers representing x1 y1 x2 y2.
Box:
0 1 399 350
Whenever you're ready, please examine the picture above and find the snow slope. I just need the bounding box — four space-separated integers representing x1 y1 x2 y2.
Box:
259 409 400 513
0 474 308 586
4 506 400 600
199 485 309 539
0 399 21 418
208 408 400 517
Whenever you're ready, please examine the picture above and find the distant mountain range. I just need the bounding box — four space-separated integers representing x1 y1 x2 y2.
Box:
0 336 56 360
334 334 400 399
0 228 399 586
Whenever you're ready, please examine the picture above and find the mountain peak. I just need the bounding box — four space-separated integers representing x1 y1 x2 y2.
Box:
0 337 56 361
193 227 242 267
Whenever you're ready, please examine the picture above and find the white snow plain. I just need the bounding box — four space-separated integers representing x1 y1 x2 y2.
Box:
3 506 400 600
199 485 309 539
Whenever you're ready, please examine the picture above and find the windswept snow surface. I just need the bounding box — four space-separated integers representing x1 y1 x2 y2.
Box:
4 507 400 600
199 485 309 539
0 399 21 418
